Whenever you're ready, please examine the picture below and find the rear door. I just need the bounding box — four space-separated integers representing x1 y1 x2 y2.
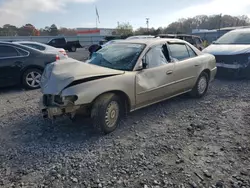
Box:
167 42 200 93
0 45 27 87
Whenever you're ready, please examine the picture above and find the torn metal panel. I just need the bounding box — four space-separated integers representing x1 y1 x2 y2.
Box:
40 58 124 95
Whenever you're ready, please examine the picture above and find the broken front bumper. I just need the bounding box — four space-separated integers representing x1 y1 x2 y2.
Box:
39 97 80 119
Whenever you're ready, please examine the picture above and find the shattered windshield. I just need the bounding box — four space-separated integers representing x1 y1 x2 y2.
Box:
215 31 250 44
87 43 145 71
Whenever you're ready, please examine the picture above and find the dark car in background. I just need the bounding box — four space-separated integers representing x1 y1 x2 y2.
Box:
46 37 82 52
88 39 124 58
203 28 250 78
158 34 204 51
0 42 59 89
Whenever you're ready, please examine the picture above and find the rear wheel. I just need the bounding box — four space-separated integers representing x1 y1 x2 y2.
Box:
22 68 42 89
190 72 209 98
91 93 122 134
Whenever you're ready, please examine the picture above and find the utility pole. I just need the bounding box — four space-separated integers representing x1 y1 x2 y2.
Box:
218 13 222 39
146 18 149 34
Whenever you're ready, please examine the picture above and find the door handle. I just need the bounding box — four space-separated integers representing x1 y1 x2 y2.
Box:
195 64 200 67
166 70 173 75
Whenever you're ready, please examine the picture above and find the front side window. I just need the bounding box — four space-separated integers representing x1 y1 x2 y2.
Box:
87 43 145 71
0 45 19 58
144 44 169 69
168 43 190 61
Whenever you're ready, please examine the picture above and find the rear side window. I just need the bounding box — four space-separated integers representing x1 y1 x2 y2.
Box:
168 43 190 61
194 38 202 45
186 45 197 58
22 43 46 51
0 45 19 58
16 48 29 56
184 37 195 45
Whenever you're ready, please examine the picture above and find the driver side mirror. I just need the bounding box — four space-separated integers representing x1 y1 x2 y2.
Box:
136 58 148 71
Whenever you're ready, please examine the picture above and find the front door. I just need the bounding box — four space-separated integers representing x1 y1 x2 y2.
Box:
135 43 176 108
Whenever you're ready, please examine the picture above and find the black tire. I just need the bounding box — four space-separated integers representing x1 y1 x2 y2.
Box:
71 46 77 52
189 72 209 98
91 93 122 134
21 68 42 90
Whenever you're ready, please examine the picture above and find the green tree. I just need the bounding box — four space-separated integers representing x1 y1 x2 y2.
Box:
49 24 59 36
116 22 133 37
164 14 250 34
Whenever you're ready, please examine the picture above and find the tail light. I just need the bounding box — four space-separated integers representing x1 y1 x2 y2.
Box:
56 55 60 61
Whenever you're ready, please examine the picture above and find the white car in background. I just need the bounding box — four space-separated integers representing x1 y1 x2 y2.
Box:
126 35 156 40
13 41 68 60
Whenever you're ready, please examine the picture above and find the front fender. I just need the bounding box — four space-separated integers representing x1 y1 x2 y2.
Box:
61 73 136 107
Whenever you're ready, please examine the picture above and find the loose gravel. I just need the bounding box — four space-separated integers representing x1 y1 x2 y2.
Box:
0 79 250 188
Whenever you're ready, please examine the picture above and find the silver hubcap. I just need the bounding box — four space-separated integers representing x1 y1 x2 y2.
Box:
198 76 207 94
26 71 41 88
105 101 119 128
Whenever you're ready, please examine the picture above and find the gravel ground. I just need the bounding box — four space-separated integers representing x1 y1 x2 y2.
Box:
0 78 250 188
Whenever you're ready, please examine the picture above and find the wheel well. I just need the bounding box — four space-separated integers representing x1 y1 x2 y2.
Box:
202 69 210 80
20 66 43 79
92 91 131 114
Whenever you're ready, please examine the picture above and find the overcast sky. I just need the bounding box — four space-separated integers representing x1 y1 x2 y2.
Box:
0 0 250 29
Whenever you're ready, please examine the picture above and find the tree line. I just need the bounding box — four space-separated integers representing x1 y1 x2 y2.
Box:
0 24 77 36
1 14 249 37
116 14 250 37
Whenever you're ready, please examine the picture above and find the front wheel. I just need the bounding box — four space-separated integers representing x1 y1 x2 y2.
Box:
91 93 122 134
190 72 209 98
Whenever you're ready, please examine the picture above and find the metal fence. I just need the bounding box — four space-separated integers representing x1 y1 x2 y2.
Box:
0 35 106 47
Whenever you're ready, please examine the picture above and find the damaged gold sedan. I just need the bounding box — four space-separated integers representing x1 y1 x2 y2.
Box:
40 38 217 134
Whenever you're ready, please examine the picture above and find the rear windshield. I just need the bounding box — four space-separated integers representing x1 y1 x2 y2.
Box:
87 43 145 71
215 31 250 44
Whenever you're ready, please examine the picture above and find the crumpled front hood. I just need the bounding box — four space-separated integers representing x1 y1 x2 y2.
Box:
203 44 250 55
40 58 124 94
